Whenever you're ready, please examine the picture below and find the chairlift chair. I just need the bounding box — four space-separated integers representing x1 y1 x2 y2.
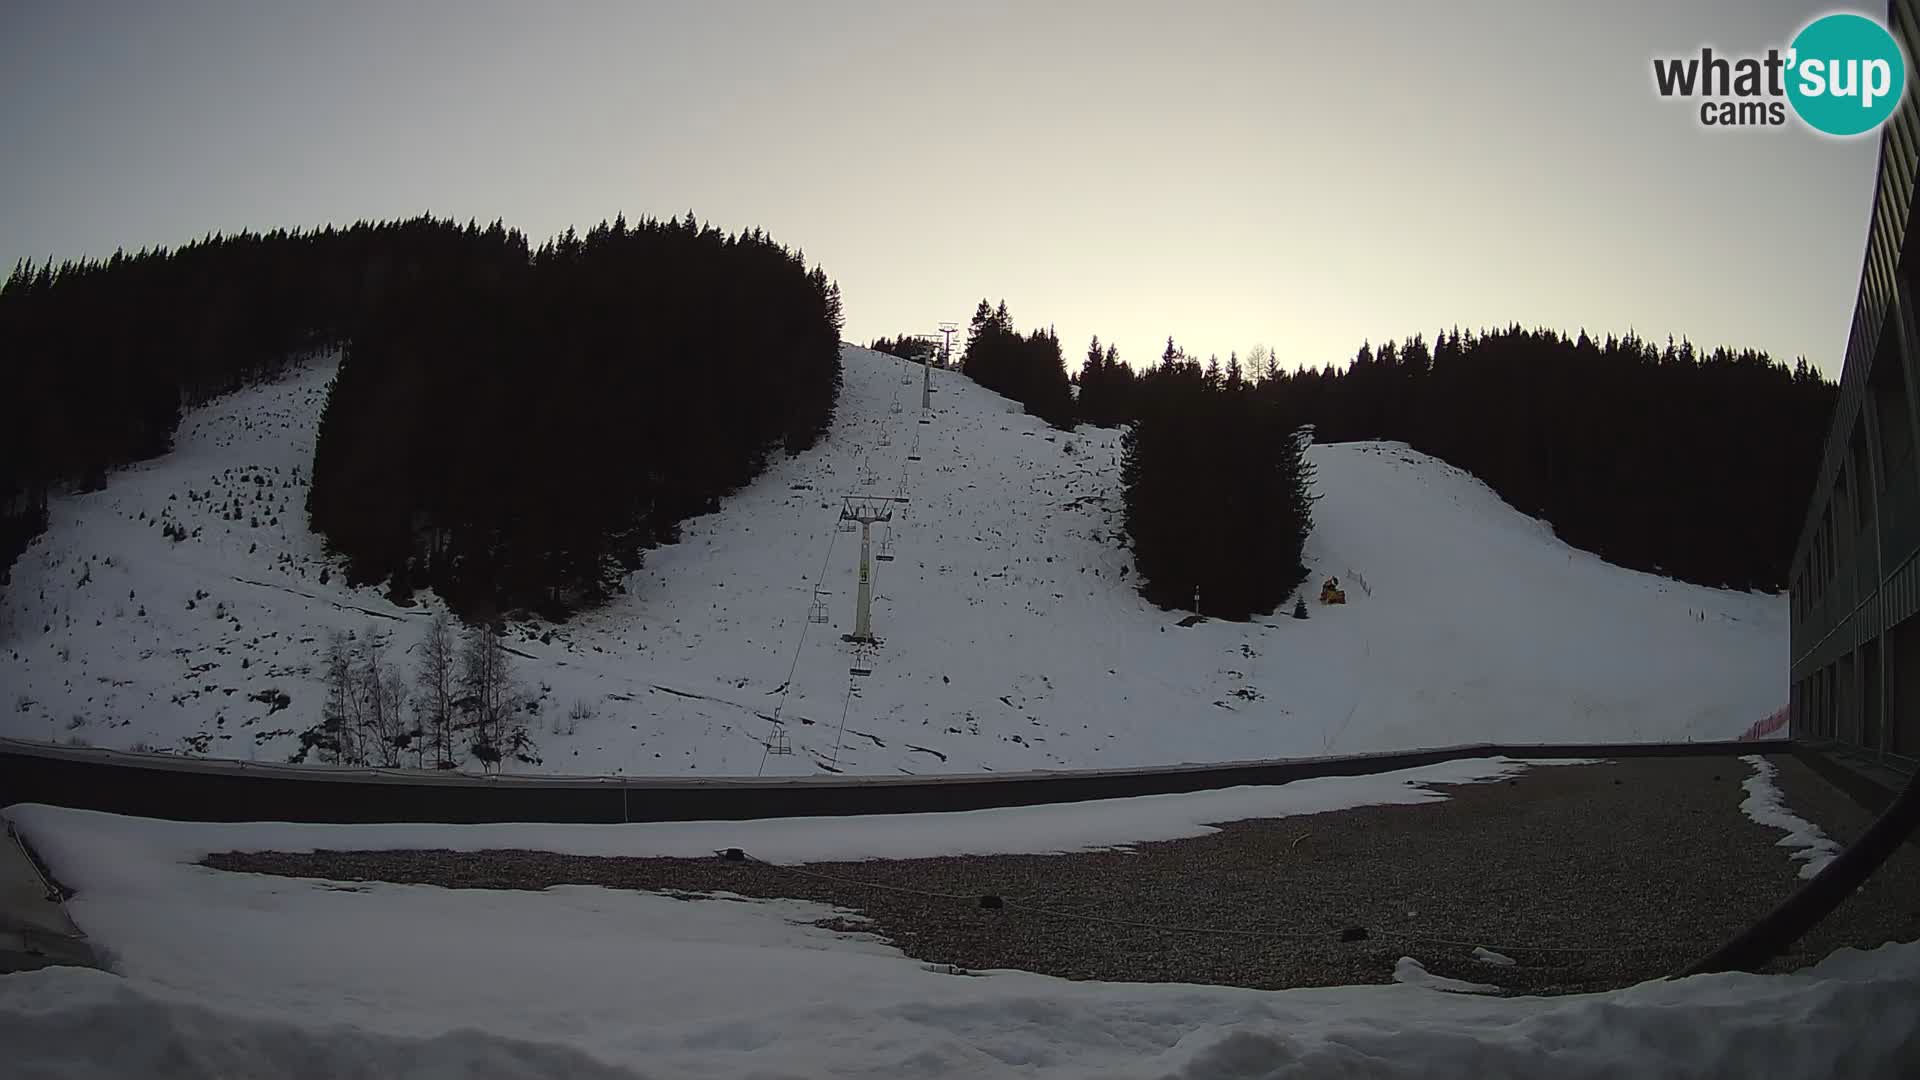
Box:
768 728 793 755
808 595 830 623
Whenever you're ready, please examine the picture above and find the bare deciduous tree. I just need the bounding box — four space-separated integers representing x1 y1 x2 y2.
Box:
416 612 458 769
1245 344 1274 385
357 628 409 767
321 630 359 765
459 623 522 772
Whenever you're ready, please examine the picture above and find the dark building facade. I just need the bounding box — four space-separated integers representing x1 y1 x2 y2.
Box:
1789 0 1920 763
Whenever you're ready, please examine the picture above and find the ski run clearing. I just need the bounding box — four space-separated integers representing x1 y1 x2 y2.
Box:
0 345 1785 777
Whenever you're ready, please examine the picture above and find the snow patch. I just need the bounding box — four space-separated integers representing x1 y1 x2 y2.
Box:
1738 754 1842 879
1391 956 1500 994
8 756 1581 868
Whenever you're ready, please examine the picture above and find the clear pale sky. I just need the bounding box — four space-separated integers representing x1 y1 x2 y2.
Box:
0 1 1884 376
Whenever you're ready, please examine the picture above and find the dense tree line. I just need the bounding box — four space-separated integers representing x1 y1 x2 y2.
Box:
1061 321 1830 605
307 213 844 617
869 334 939 365
1074 335 1140 427
960 300 1075 429
1121 342 1316 619
0 217 530 590
3 213 844 619
1257 327 1833 590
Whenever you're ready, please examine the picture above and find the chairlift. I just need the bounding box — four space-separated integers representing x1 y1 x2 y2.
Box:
808 595 830 623
768 728 793 755
907 453 921 461
876 529 895 562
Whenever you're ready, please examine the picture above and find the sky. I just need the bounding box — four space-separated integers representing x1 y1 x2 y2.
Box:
0 1 1886 376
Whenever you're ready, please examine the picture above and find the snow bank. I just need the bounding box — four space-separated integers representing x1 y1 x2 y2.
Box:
3 966 642 1080
1738 754 1844 879
10 948 1919 1079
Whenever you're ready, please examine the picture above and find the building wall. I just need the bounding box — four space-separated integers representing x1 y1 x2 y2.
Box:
1788 0 1920 764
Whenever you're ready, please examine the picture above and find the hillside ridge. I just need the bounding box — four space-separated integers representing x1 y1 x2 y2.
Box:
0 347 1785 775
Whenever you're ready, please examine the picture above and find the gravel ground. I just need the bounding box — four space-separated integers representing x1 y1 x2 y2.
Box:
1762 755 1920 976
204 754 1920 995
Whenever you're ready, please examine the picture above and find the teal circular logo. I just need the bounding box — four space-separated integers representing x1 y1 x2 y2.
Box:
1787 13 1906 136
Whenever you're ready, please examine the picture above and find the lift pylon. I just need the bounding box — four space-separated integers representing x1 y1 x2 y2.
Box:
938 322 959 369
840 497 893 643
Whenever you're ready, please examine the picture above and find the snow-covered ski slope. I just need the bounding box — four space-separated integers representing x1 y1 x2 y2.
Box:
0 346 1785 776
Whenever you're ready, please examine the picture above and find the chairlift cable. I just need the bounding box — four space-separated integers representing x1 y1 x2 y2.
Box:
758 508 847 776
826 679 858 770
